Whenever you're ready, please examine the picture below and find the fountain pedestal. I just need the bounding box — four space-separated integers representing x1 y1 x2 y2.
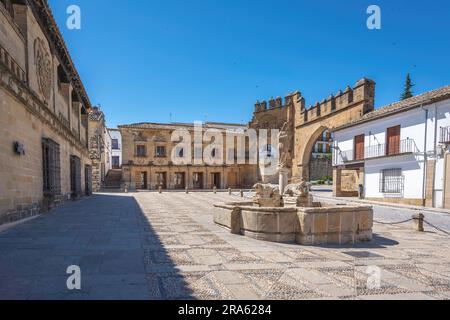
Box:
278 168 290 195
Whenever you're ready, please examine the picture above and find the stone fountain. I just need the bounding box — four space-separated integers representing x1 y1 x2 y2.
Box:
213 123 373 246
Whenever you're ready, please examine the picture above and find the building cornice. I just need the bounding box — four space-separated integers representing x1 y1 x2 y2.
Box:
27 0 92 111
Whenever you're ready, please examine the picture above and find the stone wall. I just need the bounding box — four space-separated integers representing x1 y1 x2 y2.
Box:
293 78 376 181
0 1 92 225
309 158 332 181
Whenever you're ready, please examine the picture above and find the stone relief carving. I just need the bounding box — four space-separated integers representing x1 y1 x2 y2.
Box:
133 131 147 142
252 183 282 207
34 38 52 103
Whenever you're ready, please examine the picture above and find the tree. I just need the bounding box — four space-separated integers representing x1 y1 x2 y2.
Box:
401 73 415 100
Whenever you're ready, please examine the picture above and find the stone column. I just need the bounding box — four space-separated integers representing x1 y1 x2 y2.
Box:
333 168 342 197
279 168 290 195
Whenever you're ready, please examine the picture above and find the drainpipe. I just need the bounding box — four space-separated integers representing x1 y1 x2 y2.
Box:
432 103 439 207
422 104 428 206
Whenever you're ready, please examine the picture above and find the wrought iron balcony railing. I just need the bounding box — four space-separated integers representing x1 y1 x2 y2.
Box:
440 126 450 144
333 139 417 166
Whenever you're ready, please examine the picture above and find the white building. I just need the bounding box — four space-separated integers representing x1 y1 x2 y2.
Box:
108 129 122 169
332 85 450 208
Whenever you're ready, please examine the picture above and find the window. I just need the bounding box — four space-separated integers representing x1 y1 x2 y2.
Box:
136 145 147 157
42 138 61 196
380 169 404 194
111 139 119 150
155 146 166 158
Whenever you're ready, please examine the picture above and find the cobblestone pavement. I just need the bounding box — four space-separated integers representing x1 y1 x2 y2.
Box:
1 192 450 300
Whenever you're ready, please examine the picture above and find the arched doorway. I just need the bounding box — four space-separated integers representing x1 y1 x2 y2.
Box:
309 129 334 182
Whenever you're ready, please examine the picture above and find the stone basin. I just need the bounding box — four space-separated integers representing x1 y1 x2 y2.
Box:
213 201 373 246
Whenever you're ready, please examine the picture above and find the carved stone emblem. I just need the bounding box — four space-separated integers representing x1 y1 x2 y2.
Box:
34 38 52 103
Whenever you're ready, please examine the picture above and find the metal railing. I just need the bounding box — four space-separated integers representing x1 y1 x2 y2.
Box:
334 139 417 166
439 126 450 144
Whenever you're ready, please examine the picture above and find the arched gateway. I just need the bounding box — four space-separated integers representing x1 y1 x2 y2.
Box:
250 78 376 184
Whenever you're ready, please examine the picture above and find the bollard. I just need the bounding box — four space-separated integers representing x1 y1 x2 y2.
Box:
240 190 244 198
159 186 162 194
186 187 189 194
228 188 232 195
213 186 217 194
412 213 424 232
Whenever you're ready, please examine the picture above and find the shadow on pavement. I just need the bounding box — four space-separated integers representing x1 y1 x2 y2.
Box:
0 194 193 300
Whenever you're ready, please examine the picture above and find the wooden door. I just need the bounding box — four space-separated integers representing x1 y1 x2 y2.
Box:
156 172 167 189
85 165 92 195
70 155 81 198
193 173 203 189
140 172 148 189
354 135 365 160
227 172 238 188
387 126 401 156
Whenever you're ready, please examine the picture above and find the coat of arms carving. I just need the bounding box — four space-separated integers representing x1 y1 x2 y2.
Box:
34 38 52 103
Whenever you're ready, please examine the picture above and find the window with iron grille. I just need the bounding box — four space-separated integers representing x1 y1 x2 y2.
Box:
42 138 61 196
379 169 404 194
155 146 166 157
111 139 119 150
136 145 147 157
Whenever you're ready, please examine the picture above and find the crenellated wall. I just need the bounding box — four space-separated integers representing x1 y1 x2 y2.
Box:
292 78 376 181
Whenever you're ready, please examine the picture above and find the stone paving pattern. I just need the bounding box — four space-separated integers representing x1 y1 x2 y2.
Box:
1 192 450 300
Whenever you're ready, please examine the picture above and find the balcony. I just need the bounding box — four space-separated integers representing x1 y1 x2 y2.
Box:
334 139 417 166
440 126 450 144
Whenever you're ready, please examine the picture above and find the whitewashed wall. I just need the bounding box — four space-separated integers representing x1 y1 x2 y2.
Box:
334 108 427 200
109 129 123 167
424 99 450 207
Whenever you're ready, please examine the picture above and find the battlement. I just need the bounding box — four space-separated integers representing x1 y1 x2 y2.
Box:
254 91 302 113
299 78 375 125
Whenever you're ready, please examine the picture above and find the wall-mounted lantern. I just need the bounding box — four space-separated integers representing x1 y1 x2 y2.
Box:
13 142 25 156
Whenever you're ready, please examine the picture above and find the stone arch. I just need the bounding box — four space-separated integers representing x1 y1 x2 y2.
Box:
297 125 330 181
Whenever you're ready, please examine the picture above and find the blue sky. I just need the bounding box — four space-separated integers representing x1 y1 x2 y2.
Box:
48 0 450 128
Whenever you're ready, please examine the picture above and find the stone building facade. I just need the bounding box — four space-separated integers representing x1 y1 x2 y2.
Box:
0 0 93 225
249 92 299 183
248 78 375 185
119 122 259 190
88 107 111 192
